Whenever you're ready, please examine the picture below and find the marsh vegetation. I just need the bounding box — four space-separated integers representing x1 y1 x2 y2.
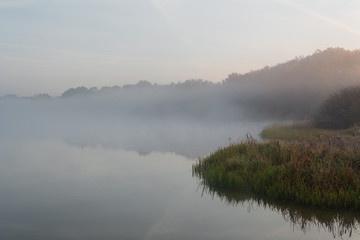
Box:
193 136 360 209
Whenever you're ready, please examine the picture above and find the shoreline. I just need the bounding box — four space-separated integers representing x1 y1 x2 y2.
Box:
193 124 360 209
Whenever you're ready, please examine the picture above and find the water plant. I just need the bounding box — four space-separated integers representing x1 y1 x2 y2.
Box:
193 137 360 209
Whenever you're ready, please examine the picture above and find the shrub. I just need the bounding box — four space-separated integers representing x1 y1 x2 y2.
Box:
314 86 360 129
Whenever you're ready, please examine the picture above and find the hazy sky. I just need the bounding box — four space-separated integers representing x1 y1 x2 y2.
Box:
1 0 359 96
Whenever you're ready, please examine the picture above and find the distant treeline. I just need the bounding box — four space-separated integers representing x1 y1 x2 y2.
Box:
2 48 360 121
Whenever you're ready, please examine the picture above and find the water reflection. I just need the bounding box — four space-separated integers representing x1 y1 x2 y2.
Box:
0 139 194 240
2 138 360 239
196 182 360 239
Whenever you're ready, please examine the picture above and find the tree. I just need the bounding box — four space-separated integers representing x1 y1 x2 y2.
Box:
314 86 360 129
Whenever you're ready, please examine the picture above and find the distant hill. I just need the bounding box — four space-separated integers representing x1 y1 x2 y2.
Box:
226 48 360 89
2 48 360 121
223 47 360 118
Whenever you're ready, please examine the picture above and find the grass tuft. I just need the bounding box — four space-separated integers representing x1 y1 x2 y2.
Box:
193 137 360 209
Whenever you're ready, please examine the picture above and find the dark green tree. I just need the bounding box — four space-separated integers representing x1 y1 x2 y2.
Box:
314 86 360 129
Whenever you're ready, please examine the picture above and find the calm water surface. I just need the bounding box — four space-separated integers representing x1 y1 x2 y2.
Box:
1 120 360 239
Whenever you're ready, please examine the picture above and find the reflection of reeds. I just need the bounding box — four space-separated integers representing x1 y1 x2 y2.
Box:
193 138 360 209
196 184 360 238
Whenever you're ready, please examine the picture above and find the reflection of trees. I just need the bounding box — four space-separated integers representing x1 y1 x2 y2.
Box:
196 181 360 238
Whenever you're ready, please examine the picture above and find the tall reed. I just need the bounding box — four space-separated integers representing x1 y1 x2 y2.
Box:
193 137 360 209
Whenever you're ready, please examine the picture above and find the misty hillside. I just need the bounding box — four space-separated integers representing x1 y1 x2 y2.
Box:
1 48 359 156
2 48 360 121
224 47 360 118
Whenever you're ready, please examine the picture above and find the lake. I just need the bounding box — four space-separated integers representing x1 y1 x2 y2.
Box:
0 103 359 239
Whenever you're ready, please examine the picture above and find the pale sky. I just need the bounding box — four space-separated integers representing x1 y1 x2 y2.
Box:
1 0 360 96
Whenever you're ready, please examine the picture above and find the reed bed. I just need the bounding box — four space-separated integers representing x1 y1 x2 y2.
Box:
260 123 360 141
193 137 360 209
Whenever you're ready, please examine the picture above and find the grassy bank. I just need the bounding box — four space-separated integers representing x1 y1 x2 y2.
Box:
193 136 360 209
260 122 360 141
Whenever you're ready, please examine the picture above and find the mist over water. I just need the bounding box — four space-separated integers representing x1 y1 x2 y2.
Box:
0 95 268 158
1 48 360 239
1 139 358 240
0 95 274 240
0 139 191 240
1 94 360 239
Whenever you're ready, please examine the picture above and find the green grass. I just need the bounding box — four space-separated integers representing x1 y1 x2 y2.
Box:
193 137 360 209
